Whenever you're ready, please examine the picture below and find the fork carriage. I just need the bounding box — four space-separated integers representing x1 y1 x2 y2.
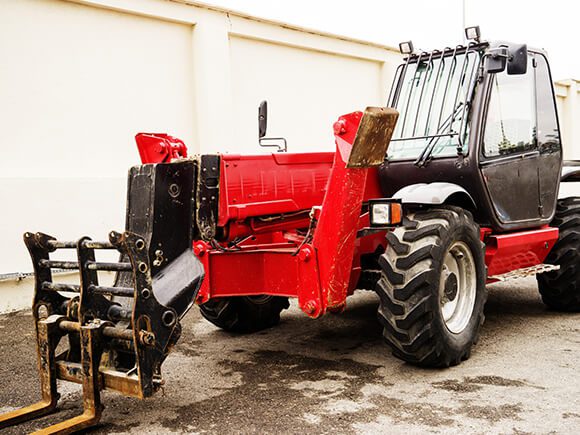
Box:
0 163 204 434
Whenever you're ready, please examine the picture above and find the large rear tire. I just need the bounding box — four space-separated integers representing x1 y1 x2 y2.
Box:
376 207 487 367
199 296 290 333
537 197 580 311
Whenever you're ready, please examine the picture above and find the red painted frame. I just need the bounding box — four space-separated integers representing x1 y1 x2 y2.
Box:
136 113 560 319
135 133 187 163
194 112 386 318
482 226 559 280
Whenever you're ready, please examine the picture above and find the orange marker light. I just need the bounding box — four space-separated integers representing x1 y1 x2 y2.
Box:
390 202 403 225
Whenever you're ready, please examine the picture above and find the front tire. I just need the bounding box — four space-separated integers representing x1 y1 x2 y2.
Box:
376 207 487 367
537 197 580 311
199 296 290 333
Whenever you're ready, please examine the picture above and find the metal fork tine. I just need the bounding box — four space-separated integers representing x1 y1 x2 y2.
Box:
31 322 105 435
0 316 62 430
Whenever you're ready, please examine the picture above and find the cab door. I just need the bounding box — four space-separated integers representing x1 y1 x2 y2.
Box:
534 54 562 220
480 55 541 226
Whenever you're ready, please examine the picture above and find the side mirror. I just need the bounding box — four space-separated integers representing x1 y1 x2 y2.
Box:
257 100 287 152
507 43 527 75
484 43 528 75
258 100 268 138
484 47 508 74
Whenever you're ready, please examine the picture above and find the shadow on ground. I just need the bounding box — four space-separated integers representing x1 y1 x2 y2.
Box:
1 277 579 434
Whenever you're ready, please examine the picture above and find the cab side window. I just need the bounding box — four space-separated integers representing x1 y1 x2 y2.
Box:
483 56 536 157
535 54 561 153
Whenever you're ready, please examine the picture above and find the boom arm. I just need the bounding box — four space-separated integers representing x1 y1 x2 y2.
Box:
195 107 399 316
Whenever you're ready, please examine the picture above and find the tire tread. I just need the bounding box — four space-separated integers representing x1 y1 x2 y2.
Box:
376 206 487 368
538 197 580 311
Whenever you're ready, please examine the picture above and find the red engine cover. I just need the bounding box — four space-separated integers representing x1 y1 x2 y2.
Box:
218 153 334 226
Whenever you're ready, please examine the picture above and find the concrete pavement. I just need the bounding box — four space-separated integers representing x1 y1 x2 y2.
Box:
1 277 579 434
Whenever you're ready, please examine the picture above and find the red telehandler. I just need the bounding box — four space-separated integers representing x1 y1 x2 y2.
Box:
2 27 580 433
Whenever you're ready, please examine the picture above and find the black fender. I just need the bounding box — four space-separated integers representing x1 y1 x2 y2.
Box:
561 161 580 182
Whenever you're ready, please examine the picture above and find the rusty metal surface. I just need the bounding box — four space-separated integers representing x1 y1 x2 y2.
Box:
0 162 204 432
347 107 399 168
0 316 62 430
310 109 395 316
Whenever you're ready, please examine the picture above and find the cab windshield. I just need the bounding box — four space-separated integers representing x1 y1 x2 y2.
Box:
387 49 481 162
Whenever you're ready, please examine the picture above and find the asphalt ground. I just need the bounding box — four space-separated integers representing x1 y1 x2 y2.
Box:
1 277 579 434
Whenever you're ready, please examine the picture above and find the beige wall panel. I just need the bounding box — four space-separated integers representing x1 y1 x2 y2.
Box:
0 0 196 178
228 36 385 154
554 80 580 161
574 91 580 159
0 0 195 274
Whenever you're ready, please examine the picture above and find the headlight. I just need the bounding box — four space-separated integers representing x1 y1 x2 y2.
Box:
369 200 403 227
371 203 391 225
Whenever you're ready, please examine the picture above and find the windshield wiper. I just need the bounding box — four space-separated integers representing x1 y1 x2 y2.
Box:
414 102 464 167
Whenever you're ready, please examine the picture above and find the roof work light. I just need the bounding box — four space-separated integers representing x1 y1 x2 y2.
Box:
465 26 481 42
398 41 414 55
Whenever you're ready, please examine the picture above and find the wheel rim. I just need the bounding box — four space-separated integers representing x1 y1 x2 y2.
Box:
439 241 477 334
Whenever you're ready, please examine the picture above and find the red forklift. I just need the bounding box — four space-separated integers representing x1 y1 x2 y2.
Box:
2 26 579 433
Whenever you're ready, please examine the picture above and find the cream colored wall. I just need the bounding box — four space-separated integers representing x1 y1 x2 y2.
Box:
554 79 580 198
0 0 198 282
555 79 580 160
228 36 385 153
0 0 400 311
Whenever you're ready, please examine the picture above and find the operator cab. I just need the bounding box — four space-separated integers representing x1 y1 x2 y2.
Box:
379 27 562 231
